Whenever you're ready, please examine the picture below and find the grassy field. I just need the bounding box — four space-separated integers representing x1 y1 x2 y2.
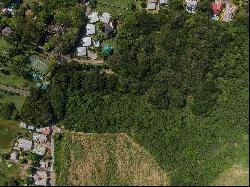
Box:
0 91 26 111
0 119 27 154
96 0 131 16
55 132 169 186
212 165 249 186
0 71 31 90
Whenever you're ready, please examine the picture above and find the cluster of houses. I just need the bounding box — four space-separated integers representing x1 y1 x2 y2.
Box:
9 122 52 186
76 11 114 59
147 0 168 10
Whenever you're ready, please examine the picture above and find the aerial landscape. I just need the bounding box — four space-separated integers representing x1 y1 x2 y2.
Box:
0 0 249 186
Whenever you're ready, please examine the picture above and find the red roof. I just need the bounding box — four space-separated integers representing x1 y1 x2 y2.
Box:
43 128 50 135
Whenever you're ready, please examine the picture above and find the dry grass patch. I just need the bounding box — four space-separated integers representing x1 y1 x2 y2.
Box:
212 164 249 186
55 132 169 186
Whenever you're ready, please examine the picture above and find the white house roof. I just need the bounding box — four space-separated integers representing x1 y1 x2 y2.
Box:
100 12 111 24
19 122 27 129
77 47 87 56
33 133 47 142
160 0 168 4
86 24 96 35
82 37 92 47
10 152 17 161
88 12 99 23
32 142 46 156
185 0 198 13
40 161 49 169
27 126 35 130
147 3 156 10
17 138 32 151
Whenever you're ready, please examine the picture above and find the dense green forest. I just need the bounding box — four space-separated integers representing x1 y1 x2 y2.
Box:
17 0 250 186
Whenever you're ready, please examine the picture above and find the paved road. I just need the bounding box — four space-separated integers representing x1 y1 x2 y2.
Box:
0 83 30 96
50 125 56 186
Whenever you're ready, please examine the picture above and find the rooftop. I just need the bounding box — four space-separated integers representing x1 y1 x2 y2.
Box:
82 37 92 47
77 47 87 56
100 12 111 24
86 24 96 35
16 138 33 151
33 133 47 143
32 142 46 156
88 12 99 23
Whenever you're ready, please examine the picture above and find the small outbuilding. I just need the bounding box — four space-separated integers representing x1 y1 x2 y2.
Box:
86 24 96 35
77 47 87 56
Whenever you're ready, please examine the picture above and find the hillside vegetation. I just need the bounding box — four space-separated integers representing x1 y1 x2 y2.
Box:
21 1 249 186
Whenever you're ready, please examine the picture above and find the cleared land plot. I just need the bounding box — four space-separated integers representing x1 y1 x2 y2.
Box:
0 119 26 154
0 91 26 111
212 165 249 186
55 132 169 186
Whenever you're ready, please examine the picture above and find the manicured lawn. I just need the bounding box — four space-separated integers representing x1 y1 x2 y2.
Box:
0 91 26 111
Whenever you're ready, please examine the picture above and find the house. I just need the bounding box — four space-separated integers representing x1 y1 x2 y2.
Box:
19 122 27 129
185 0 199 13
43 127 50 135
33 133 47 143
77 47 87 56
160 0 168 5
33 171 48 186
86 24 96 35
2 27 12 36
40 161 49 169
16 138 33 151
36 128 43 133
222 3 237 22
88 12 99 23
100 12 111 24
27 125 35 131
10 152 18 161
147 3 156 10
32 142 46 156
82 37 92 47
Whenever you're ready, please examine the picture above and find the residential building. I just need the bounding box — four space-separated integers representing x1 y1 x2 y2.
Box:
100 12 111 24
40 161 49 169
160 0 168 5
82 37 92 47
16 138 33 151
10 152 18 161
77 47 87 56
185 0 199 13
33 133 47 143
86 24 96 35
147 2 156 10
88 12 99 23
27 125 35 131
33 171 48 186
104 23 113 38
32 142 46 156
19 122 27 129
2 27 12 36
